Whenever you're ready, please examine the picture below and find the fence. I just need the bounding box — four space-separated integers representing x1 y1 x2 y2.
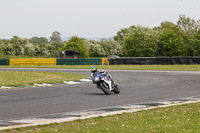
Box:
2 57 200 66
0 59 9 65
109 57 200 65
9 59 56 66
57 58 102 65
0 58 105 66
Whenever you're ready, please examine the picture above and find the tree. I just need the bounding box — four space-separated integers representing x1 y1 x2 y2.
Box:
24 43 40 56
85 40 106 57
50 41 64 50
10 36 29 47
190 30 200 56
177 15 200 56
160 21 180 31
123 26 159 57
114 28 129 42
63 36 89 58
1 43 15 55
46 41 64 57
85 39 124 57
29 37 48 47
0 36 27 56
177 15 200 36
0 41 3 56
50 31 62 42
158 29 187 56
100 39 124 56
10 36 24 55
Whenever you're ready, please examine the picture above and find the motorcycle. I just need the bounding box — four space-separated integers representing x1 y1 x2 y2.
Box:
92 72 120 95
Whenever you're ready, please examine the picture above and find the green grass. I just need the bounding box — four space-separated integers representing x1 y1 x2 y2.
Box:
2 102 200 133
1 65 200 71
0 71 86 87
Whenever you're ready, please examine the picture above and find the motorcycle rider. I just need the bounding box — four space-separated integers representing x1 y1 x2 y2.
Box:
91 66 114 83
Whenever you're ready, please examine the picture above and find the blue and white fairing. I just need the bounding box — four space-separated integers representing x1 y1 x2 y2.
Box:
91 72 113 91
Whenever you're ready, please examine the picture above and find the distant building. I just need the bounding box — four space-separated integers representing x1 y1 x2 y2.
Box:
61 50 79 58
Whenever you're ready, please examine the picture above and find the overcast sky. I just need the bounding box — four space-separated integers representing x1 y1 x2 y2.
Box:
0 0 200 39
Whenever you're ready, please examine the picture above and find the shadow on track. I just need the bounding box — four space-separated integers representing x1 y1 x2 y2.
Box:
83 92 108 96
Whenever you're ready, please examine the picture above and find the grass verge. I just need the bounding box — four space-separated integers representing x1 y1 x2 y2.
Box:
0 71 86 87
2 102 200 133
1 65 200 71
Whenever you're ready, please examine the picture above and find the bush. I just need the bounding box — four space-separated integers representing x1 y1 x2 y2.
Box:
63 36 89 58
123 26 159 57
158 29 187 56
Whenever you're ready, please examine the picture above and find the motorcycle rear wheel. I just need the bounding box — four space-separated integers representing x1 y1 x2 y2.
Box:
113 84 120 94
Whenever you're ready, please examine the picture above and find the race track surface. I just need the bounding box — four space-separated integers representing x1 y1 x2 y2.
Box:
0 68 200 120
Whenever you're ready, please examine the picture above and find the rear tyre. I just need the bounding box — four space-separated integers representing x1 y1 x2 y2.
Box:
99 82 111 95
113 84 120 94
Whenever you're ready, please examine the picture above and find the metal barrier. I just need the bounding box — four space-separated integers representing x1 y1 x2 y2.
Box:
0 58 108 66
57 58 102 65
10 59 56 66
0 59 9 65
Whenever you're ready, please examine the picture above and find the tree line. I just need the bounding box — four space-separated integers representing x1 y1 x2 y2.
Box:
0 15 200 58
0 31 64 58
114 15 200 57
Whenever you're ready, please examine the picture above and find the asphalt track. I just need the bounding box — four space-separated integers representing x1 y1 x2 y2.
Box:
0 68 200 121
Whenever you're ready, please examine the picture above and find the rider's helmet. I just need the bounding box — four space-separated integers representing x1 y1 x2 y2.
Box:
91 66 97 73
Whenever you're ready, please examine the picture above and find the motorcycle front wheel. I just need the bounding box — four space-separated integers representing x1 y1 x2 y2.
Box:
99 82 111 95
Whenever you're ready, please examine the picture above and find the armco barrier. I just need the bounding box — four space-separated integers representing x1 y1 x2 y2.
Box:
0 59 9 65
109 57 200 65
10 59 56 66
57 58 102 65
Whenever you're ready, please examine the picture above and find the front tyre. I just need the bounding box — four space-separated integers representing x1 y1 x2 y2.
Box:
113 84 120 94
99 82 111 95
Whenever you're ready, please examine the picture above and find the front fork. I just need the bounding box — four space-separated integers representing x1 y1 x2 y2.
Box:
104 80 113 92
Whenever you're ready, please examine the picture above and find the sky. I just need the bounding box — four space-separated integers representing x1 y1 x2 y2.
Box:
0 0 200 39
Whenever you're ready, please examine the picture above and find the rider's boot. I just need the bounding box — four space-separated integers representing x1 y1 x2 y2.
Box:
97 85 100 89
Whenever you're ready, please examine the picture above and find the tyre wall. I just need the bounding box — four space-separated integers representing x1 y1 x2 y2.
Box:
109 57 200 65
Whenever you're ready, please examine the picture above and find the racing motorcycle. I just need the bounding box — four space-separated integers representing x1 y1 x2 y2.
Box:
92 72 120 95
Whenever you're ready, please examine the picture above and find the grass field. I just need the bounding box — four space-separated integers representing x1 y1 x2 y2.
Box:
0 71 86 87
1 65 200 71
2 102 200 133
